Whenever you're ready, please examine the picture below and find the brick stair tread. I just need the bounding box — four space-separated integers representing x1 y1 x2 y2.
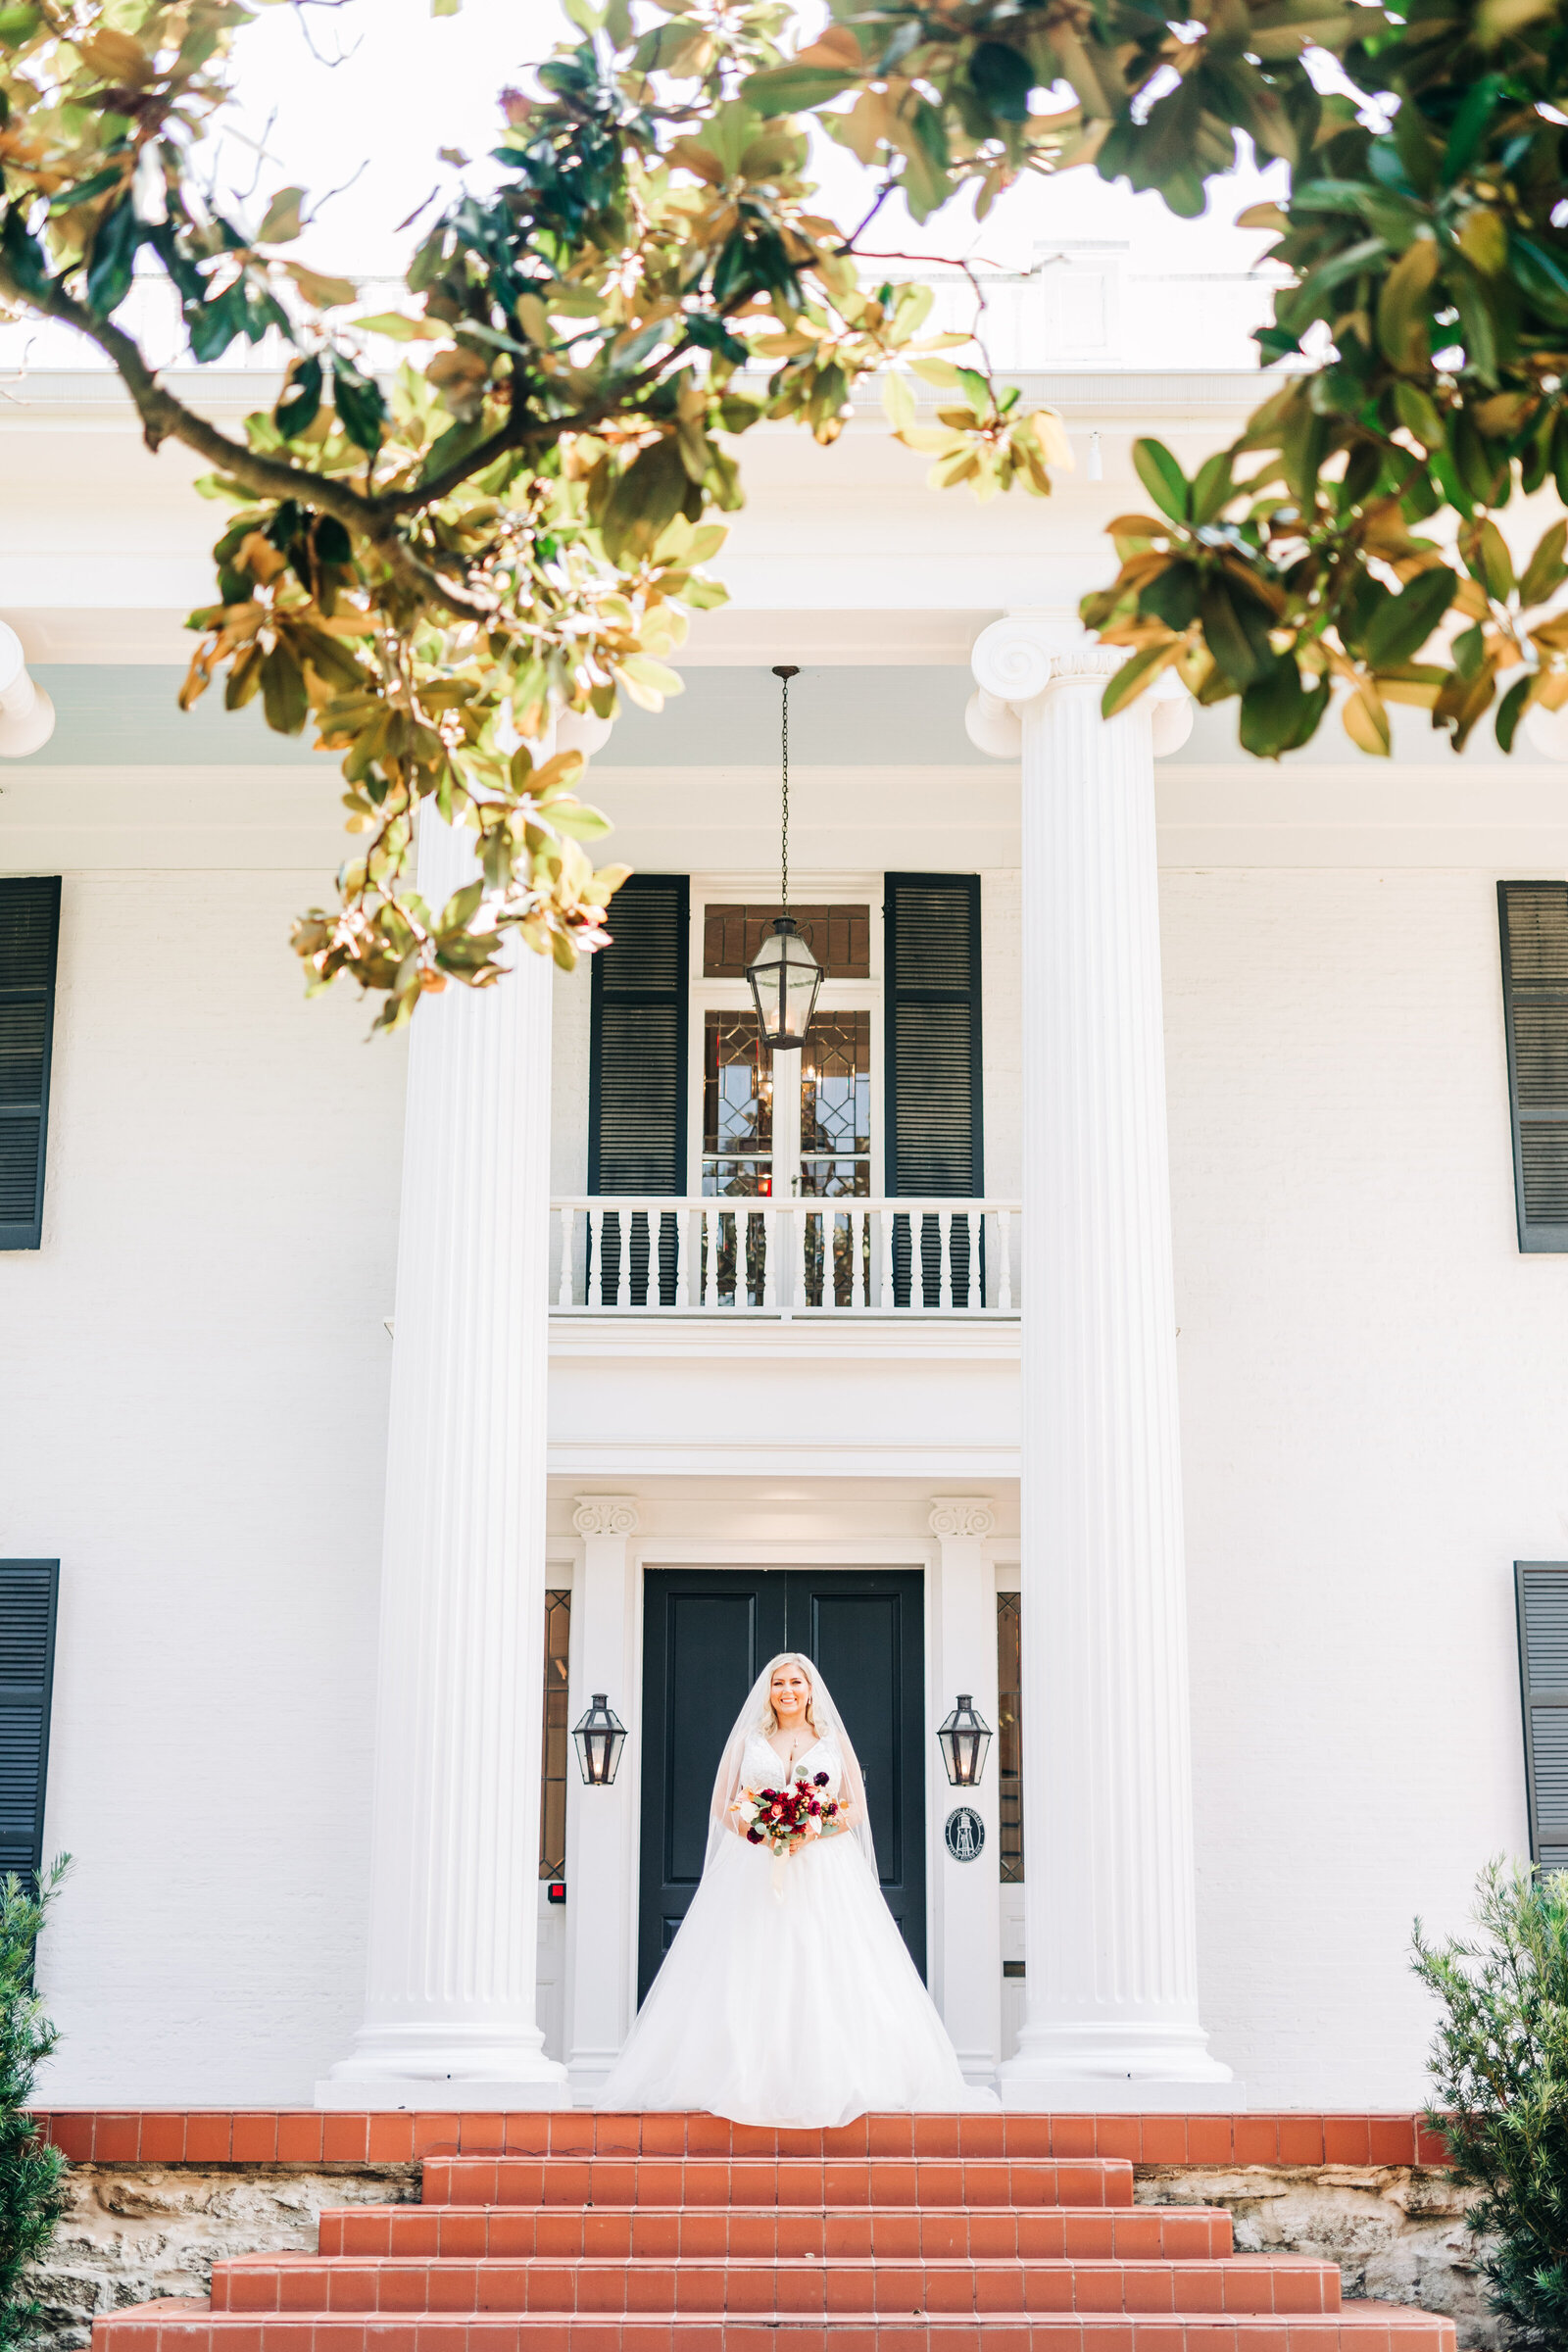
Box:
418 2162 1136 2210
91 2302 1457 2348
208 2252 1341 2319
315 2213 1236 2262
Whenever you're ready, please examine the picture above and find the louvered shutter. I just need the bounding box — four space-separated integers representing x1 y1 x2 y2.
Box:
884 876 983 1305
0 1561 58 1885
589 877 689 1304
1517 1563 1568 1869
0 877 61 1251
1498 882 1568 1251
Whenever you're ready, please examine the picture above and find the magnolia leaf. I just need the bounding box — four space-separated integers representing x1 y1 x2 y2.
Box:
882 370 916 433
1521 521 1568 610
1375 235 1439 372
1342 683 1392 757
285 263 358 311
1132 438 1190 524
257 186 307 245
613 654 685 710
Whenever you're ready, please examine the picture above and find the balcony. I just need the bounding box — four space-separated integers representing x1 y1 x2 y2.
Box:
550 1198 1021 1319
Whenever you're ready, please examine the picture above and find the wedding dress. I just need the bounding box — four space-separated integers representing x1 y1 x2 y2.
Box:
599 1651 990 2126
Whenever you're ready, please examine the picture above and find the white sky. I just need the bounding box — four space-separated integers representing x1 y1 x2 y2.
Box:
220 0 1286 283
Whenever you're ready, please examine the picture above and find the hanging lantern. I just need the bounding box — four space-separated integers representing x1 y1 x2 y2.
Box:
572 1692 627 1787
746 663 822 1051
937 1693 993 1788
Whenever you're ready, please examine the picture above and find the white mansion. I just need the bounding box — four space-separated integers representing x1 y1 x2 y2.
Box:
3 249 1566 2118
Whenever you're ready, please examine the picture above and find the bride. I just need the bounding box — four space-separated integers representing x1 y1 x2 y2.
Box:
599 1650 989 2126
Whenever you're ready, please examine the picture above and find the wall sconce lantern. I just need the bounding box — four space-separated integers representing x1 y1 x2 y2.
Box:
746 664 822 1050
937 1693 992 1788
572 1692 627 1786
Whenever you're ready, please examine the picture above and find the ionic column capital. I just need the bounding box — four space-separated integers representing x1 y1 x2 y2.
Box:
928 1498 997 1541
965 615 1193 760
573 1495 641 1539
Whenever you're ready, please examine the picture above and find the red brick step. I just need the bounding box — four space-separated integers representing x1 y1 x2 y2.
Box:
418 2159 1136 2209
318 2206 1236 2263
94 2303 1458 2350
210 2252 1343 2318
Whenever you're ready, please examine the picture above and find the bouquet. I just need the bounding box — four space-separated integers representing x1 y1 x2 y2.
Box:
734 1767 840 1857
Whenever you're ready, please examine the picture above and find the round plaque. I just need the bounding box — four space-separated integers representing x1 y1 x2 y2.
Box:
944 1805 985 1863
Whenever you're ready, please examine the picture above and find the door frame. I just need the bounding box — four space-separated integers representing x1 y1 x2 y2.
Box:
636 1564 928 2001
612 1540 941 2031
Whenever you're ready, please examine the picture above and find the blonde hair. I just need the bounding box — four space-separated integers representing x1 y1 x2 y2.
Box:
761 1651 819 1734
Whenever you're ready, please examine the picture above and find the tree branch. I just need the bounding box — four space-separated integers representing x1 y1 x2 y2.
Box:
0 264 499 621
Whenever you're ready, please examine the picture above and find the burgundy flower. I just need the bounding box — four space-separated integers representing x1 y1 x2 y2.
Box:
746 1827 763 1843
808 1800 821 1816
813 1771 830 1787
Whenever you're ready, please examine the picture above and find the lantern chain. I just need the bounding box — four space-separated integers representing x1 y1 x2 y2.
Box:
773 662 798 916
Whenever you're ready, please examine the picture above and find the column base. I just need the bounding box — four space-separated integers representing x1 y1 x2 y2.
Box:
316 2074 572 2111
999 2075 1247 2113
1000 2019 1240 2111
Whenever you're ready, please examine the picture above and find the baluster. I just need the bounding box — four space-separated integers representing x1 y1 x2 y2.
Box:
614 1209 630 1310
857 1206 869 1309
555 1205 572 1309
998 1207 1012 1313
674 1204 689 1310
880 1206 895 1312
761 1206 777 1313
937 1210 953 1313
584 1207 599 1308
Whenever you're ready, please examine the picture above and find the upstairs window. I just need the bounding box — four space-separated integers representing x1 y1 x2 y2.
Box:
1499 881 1568 1251
1 877 61 1251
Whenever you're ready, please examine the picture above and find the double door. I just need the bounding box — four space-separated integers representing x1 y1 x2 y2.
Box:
637 1568 925 2002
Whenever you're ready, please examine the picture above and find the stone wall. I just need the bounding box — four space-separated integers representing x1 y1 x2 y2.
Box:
24 2156 1502 2352
1140 2165 1499 2349
28 2166 417 2352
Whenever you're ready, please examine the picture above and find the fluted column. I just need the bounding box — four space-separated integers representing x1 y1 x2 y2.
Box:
929 1499 1002 2083
564 1496 640 2094
966 615 1237 2108
318 810 568 2108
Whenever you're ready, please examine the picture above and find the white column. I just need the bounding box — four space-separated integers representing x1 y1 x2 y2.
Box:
564 1496 640 2094
318 812 569 2109
929 1499 1002 2084
966 615 1238 2110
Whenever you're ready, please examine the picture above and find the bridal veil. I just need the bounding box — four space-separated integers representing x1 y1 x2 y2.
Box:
705 1650 877 1875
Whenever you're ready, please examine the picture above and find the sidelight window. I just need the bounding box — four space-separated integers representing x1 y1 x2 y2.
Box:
539 1589 571 1882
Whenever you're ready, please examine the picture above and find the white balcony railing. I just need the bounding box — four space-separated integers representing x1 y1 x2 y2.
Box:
551 1198 1021 1317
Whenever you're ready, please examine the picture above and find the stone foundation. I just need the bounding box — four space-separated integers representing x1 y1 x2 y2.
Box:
27 2167 417 2352
20 2156 1502 2352
1138 2166 1499 2349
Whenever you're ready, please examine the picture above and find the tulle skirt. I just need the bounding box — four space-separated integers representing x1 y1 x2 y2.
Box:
598 1829 992 2126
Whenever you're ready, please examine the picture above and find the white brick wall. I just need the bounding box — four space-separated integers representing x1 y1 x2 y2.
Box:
6 853 1557 2107
1164 866 1555 2105
4 872 404 2101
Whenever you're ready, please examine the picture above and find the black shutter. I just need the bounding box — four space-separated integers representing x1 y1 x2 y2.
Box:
0 877 61 1251
0 1561 58 1884
884 876 983 1305
1517 1563 1568 1870
1498 882 1568 1251
589 876 689 1304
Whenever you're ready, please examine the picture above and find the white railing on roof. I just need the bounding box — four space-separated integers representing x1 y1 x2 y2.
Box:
551 1198 1020 1317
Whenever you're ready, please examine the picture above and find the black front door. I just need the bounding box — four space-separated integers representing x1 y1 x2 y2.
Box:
637 1568 925 2001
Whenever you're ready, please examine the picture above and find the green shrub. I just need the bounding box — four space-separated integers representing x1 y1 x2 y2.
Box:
1412 1858 1568 2344
0 1861 71 2352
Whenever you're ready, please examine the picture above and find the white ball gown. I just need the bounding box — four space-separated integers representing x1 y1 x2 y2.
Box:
598 1726 989 2127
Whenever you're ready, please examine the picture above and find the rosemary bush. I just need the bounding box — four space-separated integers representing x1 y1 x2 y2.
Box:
0 1861 71 2352
1413 1859 1568 2343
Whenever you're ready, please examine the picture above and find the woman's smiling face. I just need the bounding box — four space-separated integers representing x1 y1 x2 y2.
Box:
769 1660 810 1723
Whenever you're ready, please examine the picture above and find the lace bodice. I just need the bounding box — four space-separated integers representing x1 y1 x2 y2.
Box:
741 1731 842 1798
